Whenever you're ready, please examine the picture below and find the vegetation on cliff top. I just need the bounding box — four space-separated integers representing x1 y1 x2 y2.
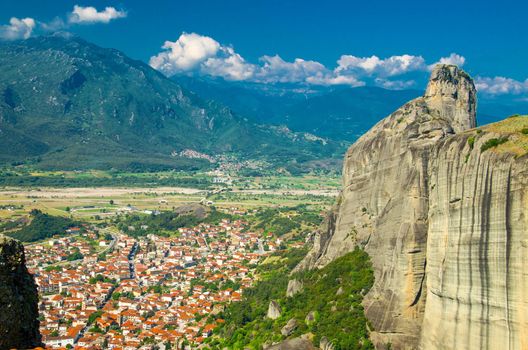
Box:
207 247 374 350
479 115 528 155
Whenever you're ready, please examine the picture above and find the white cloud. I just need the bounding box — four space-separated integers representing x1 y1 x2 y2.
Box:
307 74 365 87
150 33 497 91
428 53 466 70
335 54 426 77
255 55 328 83
0 17 35 41
39 17 67 32
202 47 256 81
149 37 366 85
68 5 127 24
0 6 126 39
375 78 416 90
475 76 528 95
150 33 222 75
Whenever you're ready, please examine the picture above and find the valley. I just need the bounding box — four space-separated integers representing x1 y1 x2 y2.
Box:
1 178 336 349
0 2 527 349
2 64 527 350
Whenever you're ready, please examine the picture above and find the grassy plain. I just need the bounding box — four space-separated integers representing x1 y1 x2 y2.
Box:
0 173 339 225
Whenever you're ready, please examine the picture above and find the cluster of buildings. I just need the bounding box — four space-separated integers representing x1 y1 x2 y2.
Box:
25 229 99 268
26 218 279 349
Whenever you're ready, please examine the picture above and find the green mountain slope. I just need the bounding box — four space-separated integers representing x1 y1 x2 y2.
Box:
210 247 374 349
0 34 341 170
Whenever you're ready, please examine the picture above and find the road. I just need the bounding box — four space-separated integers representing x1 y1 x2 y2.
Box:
127 242 138 279
75 237 137 344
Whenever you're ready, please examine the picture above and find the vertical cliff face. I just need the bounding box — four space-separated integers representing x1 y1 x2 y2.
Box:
421 125 528 350
297 64 477 349
0 234 42 349
298 64 528 349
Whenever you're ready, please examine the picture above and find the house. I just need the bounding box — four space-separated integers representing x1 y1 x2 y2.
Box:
43 336 75 348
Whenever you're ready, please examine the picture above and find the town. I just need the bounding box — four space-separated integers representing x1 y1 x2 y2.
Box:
25 216 300 349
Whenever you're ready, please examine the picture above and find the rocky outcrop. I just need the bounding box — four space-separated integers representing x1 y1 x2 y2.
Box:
319 337 335 350
305 311 317 325
266 338 316 350
267 300 282 319
295 65 528 348
298 64 477 348
0 234 41 349
294 209 338 272
286 279 304 297
281 318 298 336
420 130 528 349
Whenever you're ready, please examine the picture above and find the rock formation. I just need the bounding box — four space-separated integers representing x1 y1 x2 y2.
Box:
281 318 298 336
266 338 316 350
305 310 317 325
267 300 282 319
0 234 42 349
420 128 528 349
286 278 304 297
297 64 528 349
319 337 335 350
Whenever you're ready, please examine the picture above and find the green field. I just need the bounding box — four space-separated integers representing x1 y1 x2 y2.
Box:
0 170 339 232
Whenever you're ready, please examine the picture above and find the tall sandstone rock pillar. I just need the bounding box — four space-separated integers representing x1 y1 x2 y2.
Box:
0 234 42 349
296 64 477 349
421 125 528 349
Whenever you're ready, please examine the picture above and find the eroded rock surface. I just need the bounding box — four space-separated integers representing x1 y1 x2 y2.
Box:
286 278 304 297
266 338 316 350
267 300 282 319
0 234 41 349
319 336 335 350
421 132 528 350
298 64 476 348
281 318 298 336
297 64 528 349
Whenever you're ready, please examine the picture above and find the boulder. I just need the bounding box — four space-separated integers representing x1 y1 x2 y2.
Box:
319 336 335 350
267 300 282 319
305 311 317 325
286 279 304 297
267 337 315 350
281 318 298 336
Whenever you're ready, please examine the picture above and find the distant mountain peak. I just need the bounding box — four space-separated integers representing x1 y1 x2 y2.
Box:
0 35 339 171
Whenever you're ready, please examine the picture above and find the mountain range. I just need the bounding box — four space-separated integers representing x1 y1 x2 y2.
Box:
0 34 341 172
173 76 422 141
1 33 527 173
174 75 528 141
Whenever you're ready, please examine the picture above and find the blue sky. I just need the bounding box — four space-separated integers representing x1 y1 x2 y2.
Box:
1 0 527 96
